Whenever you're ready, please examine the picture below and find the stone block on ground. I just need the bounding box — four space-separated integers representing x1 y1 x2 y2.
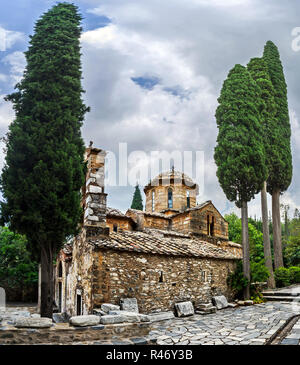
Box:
70 315 100 327
120 298 139 313
175 301 194 317
244 300 254 306
100 315 126 325
93 308 106 316
147 311 175 322
15 317 53 328
195 306 216 315
237 300 245 306
197 303 213 310
212 295 228 310
31 314 41 319
100 303 120 313
108 310 150 323
227 303 238 308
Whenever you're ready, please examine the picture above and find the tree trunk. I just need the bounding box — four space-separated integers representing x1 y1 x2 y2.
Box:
241 201 250 300
272 189 284 269
261 182 275 288
40 244 54 318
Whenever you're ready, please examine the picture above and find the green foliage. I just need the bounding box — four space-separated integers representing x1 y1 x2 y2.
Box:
225 213 264 263
284 215 300 266
130 185 143 211
247 57 277 181
0 3 88 259
0 227 38 290
250 259 270 283
214 64 267 207
250 292 266 304
227 260 249 298
289 266 300 284
263 41 292 194
274 267 290 287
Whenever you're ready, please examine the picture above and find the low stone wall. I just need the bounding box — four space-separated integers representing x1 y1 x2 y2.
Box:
0 322 151 345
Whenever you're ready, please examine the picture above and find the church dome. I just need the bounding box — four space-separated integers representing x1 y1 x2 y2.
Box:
144 169 199 213
144 169 198 193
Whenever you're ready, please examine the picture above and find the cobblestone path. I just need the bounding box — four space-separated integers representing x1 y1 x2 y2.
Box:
71 302 300 345
279 317 300 345
1 302 300 345
145 302 300 345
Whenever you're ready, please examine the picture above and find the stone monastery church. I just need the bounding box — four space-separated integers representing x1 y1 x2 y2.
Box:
55 145 242 317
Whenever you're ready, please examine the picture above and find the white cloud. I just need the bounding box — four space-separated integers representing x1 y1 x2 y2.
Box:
0 26 24 52
79 1 300 214
2 51 26 85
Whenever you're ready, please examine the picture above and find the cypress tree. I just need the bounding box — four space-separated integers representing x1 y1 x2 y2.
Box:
214 64 267 299
247 57 276 288
131 184 143 211
263 41 292 269
0 3 88 317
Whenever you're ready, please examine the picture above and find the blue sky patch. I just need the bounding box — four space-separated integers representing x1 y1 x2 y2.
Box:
131 76 160 90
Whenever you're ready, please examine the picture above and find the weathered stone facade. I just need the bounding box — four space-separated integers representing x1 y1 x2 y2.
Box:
92 250 236 314
54 145 242 318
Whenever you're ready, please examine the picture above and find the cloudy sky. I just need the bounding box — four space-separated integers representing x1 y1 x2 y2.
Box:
0 0 299 219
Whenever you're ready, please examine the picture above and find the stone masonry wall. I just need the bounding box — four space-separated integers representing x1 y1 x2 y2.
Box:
65 229 94 317
92 249 237 314
106 216 134 232
190 204 228 240
145 184 197 213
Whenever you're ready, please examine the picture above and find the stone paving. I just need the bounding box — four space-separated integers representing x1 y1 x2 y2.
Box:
65 302 300 345
1 302 300 345
280 318 300 345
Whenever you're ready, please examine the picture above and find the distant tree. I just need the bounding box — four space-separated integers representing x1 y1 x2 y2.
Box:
130 184 143 211
215 64 267 299
263 41 293 270
0 3 88 317
0 227 38 300
284 213 300 266
247 56 277 288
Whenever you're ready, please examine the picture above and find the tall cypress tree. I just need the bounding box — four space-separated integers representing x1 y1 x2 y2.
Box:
214 64 267 299
131 184 143 211
263 41 292 269
247 57 276 288
0 3 88 317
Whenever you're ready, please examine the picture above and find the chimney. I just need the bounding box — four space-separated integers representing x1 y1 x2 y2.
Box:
82 145 109 237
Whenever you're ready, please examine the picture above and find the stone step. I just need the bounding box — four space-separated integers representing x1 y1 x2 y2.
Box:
263 295 300 302
262 291 300 297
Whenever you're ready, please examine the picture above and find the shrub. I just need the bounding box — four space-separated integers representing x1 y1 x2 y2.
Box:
251 292 266 304
274 267 290 287
289 266 300 284
227 260 249 299
250 259 270 283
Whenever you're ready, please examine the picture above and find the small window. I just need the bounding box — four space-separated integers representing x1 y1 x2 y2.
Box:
168 188 173 209
159 271 164 283
76 294 82 316
201 270 207 282
113 224 118 232
58 262 63 278
187 191 190 209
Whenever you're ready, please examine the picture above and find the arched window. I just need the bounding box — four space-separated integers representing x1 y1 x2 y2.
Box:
168 188 173 209
58 261 63 278
187 190 190 208
152 190 155 212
